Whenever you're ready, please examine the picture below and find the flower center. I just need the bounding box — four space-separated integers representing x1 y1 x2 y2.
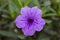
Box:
28 18 34 24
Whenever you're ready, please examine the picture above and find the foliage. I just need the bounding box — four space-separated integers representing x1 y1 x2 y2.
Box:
0 0 60 40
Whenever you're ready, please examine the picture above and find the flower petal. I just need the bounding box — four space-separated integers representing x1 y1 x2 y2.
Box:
21 6 31 16
22 25 35 36
34 18 45 31
31 6 42 17
15 15 27 28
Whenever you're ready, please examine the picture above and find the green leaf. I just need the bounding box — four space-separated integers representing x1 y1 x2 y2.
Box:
43 13 57 17
12 0 21 8
8 0 19 19
24 0 31 6
18 35 26 39
0 30 26 39
0 30 17 37
57 3 60 16
0 3 7 10
57 0 60 3
37 32 50 40
44 23 57 36
48 7 56 13
18 0 23 8
44 25 57 36
33 0 40 8
44 0 51 7
45 20 52 24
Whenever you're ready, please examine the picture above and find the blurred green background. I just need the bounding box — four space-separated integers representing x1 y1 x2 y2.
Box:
0 0 60 40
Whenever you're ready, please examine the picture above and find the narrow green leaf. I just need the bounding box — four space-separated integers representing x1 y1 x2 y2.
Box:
33 0 40 8
0 30 26 39
0 3 7 10
57 3 60 16
24 0 31 6
48 7 56 13
8 0 15 18
45 20 52 24
37 32 50 40
18 0 23 8
44 0 51 6
8 0 19 19
18 35 26 39
43 13 57 17
0 30 17 37
12 0 21 8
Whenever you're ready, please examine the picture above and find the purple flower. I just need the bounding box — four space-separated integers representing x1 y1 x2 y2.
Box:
15 6 45 36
